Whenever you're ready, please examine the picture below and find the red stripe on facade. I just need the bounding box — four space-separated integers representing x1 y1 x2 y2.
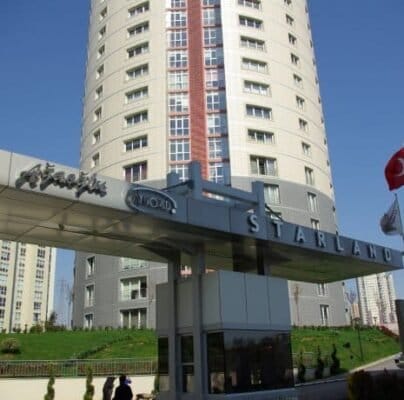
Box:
188 3 208 179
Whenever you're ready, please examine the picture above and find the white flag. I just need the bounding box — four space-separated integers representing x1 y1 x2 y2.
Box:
380 198 403 236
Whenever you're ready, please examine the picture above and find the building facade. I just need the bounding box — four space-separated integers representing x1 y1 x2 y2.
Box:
357 273 397 326
0 240 56 332
73 0 346 328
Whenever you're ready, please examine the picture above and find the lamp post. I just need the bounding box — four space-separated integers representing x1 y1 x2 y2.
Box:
354 317 364 362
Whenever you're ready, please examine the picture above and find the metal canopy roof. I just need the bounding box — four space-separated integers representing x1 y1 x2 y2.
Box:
0 150 401 283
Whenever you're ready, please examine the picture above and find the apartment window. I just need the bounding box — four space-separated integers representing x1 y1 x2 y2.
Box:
97 45 105 59
169 93 189 113
126 86 148 102
19 246 26 257
238 0 261 9
0 297 5 307
85 285 94 307
311 218 320 230
293 74 303 87
124 161 147 182
317 283 327 296
246 104 272 119
36 269 44 280
250 156 278 176
296 96 305 110
308 192 318 212
169 164 189 182
208 137 227 159
264 184 280 205
168 50 188 68
92 153 100 168
168 0 186 7
168 71 188 90
239 16 263 29
286 14 294 26
33 302 41 311
121 258 145 270
99 7 107 21
207 113 227 134
86 256 95 277
0 286 6 296
96 64 104 79
125 111 148 126
284 0 292 6
203 9 221 26
209 162 229 184
168 30 187 48
291 53 300 66
170 116 190 136
15 301 22 310
288 33 297 45
203 0 220 5
206 91 226 111
302 142 311 156
92 130 101 144
168 11 187 27
120 277 147 301
241 57 267 73
205 69 225 88
299 118 308 132
94 107 102 122
95 85 103 100
129 2 149 18
126 64 148 80
305 167 315 185
84 314 93 329
320 304 330 326
98 25 106 40
240 36 265 51
127 42 149 58
125 136 148 151
121 308 147 329
204 48 224 66
248 129 274 144
204 27 222 46
128 21 149 37
170 139 190 161
244 80 270 96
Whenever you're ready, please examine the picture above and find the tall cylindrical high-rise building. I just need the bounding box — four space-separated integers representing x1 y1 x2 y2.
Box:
73 0 346 328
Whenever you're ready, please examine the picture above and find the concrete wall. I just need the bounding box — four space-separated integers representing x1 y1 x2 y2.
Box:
0 375 154 400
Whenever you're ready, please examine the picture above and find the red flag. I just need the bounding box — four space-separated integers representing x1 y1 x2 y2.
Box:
385 147 404 190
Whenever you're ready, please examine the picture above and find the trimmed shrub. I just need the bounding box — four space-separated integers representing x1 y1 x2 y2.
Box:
330 344 340 375
83 368 95 400
0 338 21 354
44 372 55 400
315 346 325 379
297 351 306 383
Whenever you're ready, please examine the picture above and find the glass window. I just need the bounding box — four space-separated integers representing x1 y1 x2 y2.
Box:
204 27 222 46
205 69 225 88
206 91 226 111
250 156 277 176
302 142 311 156
204 48 224 67
168 50 188 68
124 162 147 182
168 71 188 90
181 336 194 393
246 105 272 119
207 331 294 394
167 11 187 27
208 137 228 159
120 308 147 328
127 42 149 58
203 9 221 26
85 285 94 307
244 80 270 96
167 30 187 47
305 167 315 185
128 21 149 37
170 139 190 161
264 184 280 204
320 304 330 326
248 129 274 144
120 277 147 301
126 64 149 80
170 116 190 136
169 94 189 113
158 337 170 392
240 36 265 50
238 0 261 9
125 135 148 151
307 192 318 212
126 87 148 103
239 15 263 29
128 2 149 17
207 113 227 134
169 164 189 181
86 257 95 277
241 58 267 73
209 162 229 184
125 111 148 126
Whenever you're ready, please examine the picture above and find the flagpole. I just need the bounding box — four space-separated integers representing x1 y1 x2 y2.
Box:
394 192 404 249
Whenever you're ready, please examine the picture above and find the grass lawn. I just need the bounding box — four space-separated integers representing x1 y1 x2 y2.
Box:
291 327 400 371
0 327 399 373
0 329 157 360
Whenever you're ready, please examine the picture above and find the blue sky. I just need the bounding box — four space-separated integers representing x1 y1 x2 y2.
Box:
1 0 403 313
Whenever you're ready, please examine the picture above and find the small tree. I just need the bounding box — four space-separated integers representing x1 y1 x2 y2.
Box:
83 367 95 400
45 311 57 332
297 351 306 383
315 346 325 380
0 338 21 354
44 371 55 400
330 344 340 375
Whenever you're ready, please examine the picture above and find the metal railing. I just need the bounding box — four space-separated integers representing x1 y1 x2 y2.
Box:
0 357 157 378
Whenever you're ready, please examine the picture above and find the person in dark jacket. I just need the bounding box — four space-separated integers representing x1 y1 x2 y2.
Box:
113 374 133 400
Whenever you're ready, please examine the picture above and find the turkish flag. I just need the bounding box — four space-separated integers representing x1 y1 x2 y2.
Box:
385 147 404 190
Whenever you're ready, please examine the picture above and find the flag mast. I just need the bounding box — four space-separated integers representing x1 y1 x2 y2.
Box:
394 192 404 249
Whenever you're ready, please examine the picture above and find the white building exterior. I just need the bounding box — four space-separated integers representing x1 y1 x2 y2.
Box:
73 0 346 328
357 273 397 326
0 240 56 332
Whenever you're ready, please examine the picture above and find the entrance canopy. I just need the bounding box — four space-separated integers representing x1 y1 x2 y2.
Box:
0 150 401 283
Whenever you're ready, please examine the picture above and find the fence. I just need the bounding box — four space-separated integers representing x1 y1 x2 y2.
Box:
0 358 157 378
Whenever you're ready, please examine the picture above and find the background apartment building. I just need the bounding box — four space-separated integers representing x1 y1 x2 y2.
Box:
0 240 55 332
357 273 397 327
73 0 346 328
